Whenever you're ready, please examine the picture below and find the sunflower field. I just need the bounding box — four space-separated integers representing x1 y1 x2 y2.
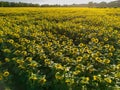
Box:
0 8 120 90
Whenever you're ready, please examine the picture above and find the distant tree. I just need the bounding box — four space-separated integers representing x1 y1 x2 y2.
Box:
88 2 95 7
98 2 107 7
88 0 120 8
108 0 120 7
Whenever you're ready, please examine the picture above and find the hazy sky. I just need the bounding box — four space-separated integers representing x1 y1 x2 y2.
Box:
0 0 115 5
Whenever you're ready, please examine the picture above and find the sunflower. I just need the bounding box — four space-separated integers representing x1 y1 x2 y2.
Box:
3 71 9 77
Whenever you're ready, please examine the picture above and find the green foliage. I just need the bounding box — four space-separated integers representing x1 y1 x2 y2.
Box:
0 1 40 7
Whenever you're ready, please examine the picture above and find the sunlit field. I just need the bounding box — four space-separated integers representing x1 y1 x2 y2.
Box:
0 8 120 90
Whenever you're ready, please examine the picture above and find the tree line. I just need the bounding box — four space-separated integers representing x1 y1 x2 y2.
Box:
0 0 120 7
87 0 120 7
0 1 39 7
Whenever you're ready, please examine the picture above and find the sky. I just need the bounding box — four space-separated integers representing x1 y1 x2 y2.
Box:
0 0 115 5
